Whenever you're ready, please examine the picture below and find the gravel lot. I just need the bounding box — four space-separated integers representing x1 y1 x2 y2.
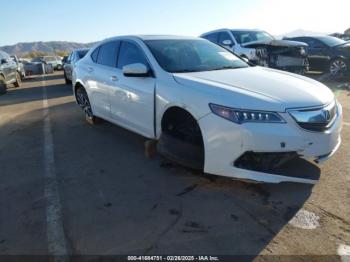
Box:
0 72 349 260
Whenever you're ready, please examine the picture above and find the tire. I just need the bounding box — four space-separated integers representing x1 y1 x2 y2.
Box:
64 71 71 84
329 58 347 76
158 110 204 170
75 87 101 125
0 75 7 95
13 72 22 88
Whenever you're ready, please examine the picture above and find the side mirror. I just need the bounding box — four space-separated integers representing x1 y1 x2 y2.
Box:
122 63 151 77
222 40 233 47
1 58 8 65
241 56 249 63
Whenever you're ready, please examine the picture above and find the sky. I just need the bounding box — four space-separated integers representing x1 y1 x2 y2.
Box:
1 0 349 46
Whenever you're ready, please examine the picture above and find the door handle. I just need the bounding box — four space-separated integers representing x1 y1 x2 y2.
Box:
110 76 118 82
87 67 94 72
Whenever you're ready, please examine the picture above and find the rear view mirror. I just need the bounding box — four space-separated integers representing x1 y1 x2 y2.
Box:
1 59 7 65
122 63 151 77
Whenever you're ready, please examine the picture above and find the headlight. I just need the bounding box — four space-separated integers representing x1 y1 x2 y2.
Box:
209 104 285 124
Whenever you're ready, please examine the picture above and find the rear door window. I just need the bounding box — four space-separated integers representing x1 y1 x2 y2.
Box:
91 47 99 62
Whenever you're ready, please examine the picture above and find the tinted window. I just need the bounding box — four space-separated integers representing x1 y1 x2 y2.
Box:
97 41 119 67
203 33 219 43
145 39 248 73
231 30 274 44
117 41 148 69
77 50 88 59
91 47 99 62
218 32 233 45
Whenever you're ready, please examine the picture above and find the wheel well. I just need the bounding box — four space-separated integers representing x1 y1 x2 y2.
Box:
74 82 84 96
161 107 204 146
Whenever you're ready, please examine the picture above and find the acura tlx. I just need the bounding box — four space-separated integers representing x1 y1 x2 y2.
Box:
72 35 342 184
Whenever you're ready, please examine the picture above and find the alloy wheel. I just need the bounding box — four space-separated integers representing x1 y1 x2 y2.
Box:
76 89 93 119
330 59 347 76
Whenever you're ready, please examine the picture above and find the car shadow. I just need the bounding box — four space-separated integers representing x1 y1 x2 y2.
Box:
0 93 316 256
0 82 72 107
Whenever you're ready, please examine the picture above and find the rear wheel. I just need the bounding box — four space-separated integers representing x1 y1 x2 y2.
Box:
64 71 71 84
330 58 347 76
0 75 7 95
76 87 101 125
13 72 22 87
158 108 204 170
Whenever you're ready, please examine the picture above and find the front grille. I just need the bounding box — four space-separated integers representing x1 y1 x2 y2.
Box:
288 101 338 132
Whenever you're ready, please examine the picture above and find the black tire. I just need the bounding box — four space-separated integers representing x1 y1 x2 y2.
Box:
75 87 101 125
13 72 22 88
329 58 348 76
0 75 7 95
158 110 204 170
64 71 71 84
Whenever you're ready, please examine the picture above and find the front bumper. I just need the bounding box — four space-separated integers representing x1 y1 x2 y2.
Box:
198 105 342 184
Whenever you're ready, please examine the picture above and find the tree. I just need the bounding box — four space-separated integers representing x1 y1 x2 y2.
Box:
23 51 50 59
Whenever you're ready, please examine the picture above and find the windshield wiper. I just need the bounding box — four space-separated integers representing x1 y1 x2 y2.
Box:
208 66 242 71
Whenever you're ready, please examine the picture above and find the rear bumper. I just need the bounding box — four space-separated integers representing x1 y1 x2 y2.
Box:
198 105 342 184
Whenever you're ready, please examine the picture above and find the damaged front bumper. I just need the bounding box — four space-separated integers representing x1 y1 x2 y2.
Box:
198 107 342 184
246 40 309 73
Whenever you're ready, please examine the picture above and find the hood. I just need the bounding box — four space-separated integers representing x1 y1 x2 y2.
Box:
243 39 308 48
173 67 334 112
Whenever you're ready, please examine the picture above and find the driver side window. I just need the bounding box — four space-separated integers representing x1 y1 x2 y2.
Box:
218 32 234 46
117 41 148 69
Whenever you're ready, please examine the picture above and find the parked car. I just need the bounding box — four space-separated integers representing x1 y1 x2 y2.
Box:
284 36 350 76
201 29 309 74
31 56 63 70
10 55 26 79
330 33 350 41
0 51 22 94
63 48 89 84
73 35 342 184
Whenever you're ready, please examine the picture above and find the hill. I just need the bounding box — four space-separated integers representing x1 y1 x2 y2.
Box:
0 41 96 57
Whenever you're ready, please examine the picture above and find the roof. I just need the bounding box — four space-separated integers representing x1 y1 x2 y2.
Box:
104 35 200 42
200 28 262 36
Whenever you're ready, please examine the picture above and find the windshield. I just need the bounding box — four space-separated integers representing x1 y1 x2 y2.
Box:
319 36 346 47
144 39 248 73
77 50 88 59
231 30 274 44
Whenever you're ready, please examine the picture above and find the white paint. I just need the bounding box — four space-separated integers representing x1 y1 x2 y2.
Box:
338 244 350 262
288 209 320 229
42 78 69 261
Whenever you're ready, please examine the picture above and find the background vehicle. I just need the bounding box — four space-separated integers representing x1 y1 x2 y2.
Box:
285 36 350 76
31 56 63 70
73 35 341 184
10 55 26 79
0 51 22 94
201 29 309 74
63 48 89 84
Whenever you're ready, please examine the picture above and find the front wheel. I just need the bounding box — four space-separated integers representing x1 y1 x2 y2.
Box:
330 58 347 76
0 75 7 95
76 87 101 125
14 72 22 87
64 71 71 84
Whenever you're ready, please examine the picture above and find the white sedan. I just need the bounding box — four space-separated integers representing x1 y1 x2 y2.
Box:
73 35 342 184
